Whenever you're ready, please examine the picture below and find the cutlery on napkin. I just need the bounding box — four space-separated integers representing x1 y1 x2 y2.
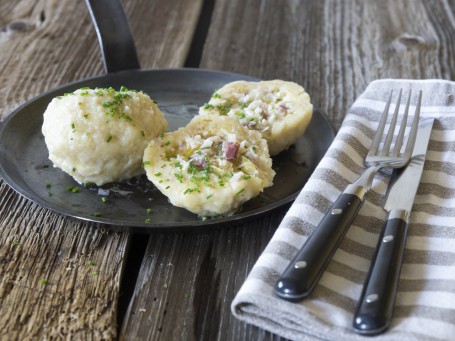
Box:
231 79 455 341
353 118 434 335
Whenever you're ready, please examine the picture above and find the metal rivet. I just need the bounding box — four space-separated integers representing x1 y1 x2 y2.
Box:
331 208 343 215
366 293 379 303
294 261 307 269
383 235 394 243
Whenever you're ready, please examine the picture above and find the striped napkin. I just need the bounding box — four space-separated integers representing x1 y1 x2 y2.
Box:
231 79 455 341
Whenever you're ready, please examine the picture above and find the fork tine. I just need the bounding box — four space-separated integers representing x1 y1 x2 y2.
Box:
381 89 402 156
368 91 393 156
403 90 422 158
392 89 411 156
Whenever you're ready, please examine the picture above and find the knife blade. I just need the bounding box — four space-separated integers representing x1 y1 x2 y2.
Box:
353 118 435 335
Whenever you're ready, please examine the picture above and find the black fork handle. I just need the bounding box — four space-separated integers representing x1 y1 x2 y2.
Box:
274 186 367 301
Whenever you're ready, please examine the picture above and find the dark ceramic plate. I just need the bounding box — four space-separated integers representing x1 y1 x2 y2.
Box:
0 69 335 232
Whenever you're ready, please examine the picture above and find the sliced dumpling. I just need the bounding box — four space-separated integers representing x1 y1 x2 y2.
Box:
143 115 275 217
42 87 168 186
199 80 313 155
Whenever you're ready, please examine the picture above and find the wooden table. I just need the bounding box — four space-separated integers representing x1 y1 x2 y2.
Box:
1 0 453 339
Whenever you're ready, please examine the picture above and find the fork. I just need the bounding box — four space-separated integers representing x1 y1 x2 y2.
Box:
274 89 420 301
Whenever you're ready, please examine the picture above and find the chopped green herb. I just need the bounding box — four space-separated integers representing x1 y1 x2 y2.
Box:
212 92 222 99
164 141 171 146
39 279 47 285
235 188 245 196
236 111 246 119
165 185 170 189
216 105 231 115
120 113 133 121
206 194 213 199
184 187 199 194
174 172 184 183
93 212 102 217
45 181 52 188
101 197 107 203
203 103 215 110
66 186 74 191
71 187 80 193
87 260 94 267
145 218 151 223
146 208 152 214
154 172 162 177
141 130 145 137
106 135 112 143
141 161 151 167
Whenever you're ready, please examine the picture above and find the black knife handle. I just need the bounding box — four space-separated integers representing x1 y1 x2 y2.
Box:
353 214 408 335
274 191 364 301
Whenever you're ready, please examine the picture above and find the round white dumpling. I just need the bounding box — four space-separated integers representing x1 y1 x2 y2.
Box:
143 115 275 217
199 80 313 155
42 87 168 186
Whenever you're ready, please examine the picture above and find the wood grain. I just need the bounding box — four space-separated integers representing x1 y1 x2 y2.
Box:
121 0 455 340
119 212 288 340
201 0 455 128
0 0 203 339
3 0 455 340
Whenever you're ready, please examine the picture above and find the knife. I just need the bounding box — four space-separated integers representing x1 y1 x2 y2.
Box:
353 118 434 335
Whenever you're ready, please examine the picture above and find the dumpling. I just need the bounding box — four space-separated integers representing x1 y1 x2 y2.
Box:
42 87 168 186
142 115 275 217
199 80 313 155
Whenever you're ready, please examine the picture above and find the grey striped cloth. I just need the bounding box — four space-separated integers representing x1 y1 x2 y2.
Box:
231 79 455 341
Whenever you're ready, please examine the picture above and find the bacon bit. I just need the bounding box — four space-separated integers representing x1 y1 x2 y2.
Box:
191 154 207 169
247 120 258 129
223 141 240 160
279 104 289 112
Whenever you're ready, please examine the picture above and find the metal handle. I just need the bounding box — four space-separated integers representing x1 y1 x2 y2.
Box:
274 190 365 301
353 215 408 335
85 0 140 73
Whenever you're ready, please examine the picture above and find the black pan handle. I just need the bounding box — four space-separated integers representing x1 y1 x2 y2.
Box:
85 0 140 73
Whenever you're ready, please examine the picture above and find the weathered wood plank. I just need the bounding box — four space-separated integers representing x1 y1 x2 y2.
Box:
121 0 455 340
0 183 127 339
201 0 455 128
0 0 203 339
120 211 288 340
